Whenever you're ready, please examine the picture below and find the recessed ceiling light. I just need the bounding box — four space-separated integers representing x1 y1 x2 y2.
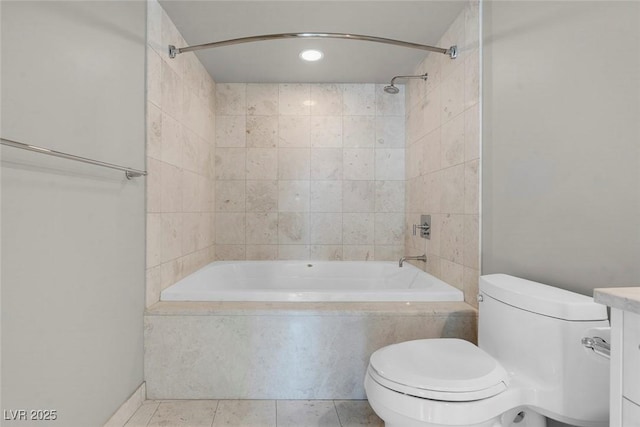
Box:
299 49 323 62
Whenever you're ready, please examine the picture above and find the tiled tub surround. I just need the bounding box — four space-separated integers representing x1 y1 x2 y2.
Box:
146 0 217 308
214 83 406 262
404 1 481 307
144 302 477 399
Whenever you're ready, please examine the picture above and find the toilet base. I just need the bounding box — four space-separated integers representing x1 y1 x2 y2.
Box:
365 373 547 427
381 407 545 427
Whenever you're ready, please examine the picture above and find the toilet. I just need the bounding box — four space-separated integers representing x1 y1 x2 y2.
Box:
365 274 611 427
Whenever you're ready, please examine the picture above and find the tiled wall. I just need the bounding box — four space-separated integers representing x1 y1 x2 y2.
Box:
405 1 480 306
145 0 217 307
214 83 406 261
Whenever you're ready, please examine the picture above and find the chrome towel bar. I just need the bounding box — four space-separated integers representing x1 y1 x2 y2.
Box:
1 137 147 179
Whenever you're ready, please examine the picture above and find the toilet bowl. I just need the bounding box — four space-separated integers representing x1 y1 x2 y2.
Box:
365 274 611 427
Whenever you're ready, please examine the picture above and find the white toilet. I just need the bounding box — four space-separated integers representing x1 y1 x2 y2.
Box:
365 274 611 427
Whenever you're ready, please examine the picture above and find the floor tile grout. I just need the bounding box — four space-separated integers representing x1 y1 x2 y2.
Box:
134 398 380 427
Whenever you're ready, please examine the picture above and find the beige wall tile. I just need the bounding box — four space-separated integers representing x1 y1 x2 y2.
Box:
147 48 162 108
440 258 464 290
343 181 375 213
343 213 374 245
423 86 441 135
278 244 310 260
464 159 480 214
247 84 278 116
246 213 278 244
310 116 342 148
375 149 405 180
464 104 480 161
404 3 479 302
310 84 342 116
374 213 404 245
215 180 245 212
374 245 404 261
246 245 278 260
310 181 342 213
161 112 183 166
279 116 310 148
246 180 278 212
161 61 183 120
279 84 311 116
216 213 246 244
375 116 405 148
310 245 343 260
441 65 465 124
375 181 405 213
440 164 465 214
278 212 309 244
246 148 278 180
148 102 163 160
215 115 246 148
343 84 375 116
310 213 343 245
441 113 465 168
147 213 162 268
463 266 480 308
343 245 373 261
440 214 464 263
278 180 310 212
216 83 246 115
210 83 406 267
161 213 183 262
160 162 183 212
464 50 480 109
215 244 246 261
343 149 374 180
147 158 163 213
247 116 278 148
463 214 480 270
146 266 162 308
215 148 246 180
310 148 343 180
343 116 375 148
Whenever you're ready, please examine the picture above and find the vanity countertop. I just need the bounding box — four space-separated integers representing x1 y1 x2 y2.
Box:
594 287 640 314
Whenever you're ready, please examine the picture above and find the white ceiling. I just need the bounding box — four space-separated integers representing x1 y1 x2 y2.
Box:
159 1 466 83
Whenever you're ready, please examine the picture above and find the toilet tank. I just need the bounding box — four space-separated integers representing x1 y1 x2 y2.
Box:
478 274 610 427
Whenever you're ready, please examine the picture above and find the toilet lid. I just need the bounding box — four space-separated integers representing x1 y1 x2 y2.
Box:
369 339 509 401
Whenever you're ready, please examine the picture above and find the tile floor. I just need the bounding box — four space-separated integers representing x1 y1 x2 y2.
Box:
124 399 383 427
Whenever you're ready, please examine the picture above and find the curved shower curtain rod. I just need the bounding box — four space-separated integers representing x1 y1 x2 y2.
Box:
168 32 457 59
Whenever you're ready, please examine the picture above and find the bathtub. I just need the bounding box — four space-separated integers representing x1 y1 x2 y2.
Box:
160 261 464 302
147 260 474 400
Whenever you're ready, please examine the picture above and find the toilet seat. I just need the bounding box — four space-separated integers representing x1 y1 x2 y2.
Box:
368 338 509 402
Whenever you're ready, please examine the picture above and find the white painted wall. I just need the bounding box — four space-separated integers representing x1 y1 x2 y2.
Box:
482 1 640 298
1 2 146 426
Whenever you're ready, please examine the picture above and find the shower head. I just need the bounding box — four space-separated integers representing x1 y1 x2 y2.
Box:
383 73 428 94
384 85 400 94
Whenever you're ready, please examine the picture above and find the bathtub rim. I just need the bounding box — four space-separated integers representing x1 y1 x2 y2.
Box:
160 260 464 303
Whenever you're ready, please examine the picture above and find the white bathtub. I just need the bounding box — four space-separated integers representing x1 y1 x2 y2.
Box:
160 261 464 302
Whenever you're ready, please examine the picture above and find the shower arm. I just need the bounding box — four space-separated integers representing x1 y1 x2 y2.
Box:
168 32 457 59
390 74 429 86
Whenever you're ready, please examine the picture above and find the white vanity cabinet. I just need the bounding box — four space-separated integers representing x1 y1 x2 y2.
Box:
594 288 640 427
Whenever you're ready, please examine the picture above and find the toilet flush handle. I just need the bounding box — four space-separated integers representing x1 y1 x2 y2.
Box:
581 336 610 359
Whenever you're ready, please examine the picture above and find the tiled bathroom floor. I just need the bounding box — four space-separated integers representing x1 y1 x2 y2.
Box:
124 399 383 427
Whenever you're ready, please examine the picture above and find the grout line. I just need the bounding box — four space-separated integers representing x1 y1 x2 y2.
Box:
274 399 278 427
333 400 343 427
145 401 161 427
209 399 220 427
